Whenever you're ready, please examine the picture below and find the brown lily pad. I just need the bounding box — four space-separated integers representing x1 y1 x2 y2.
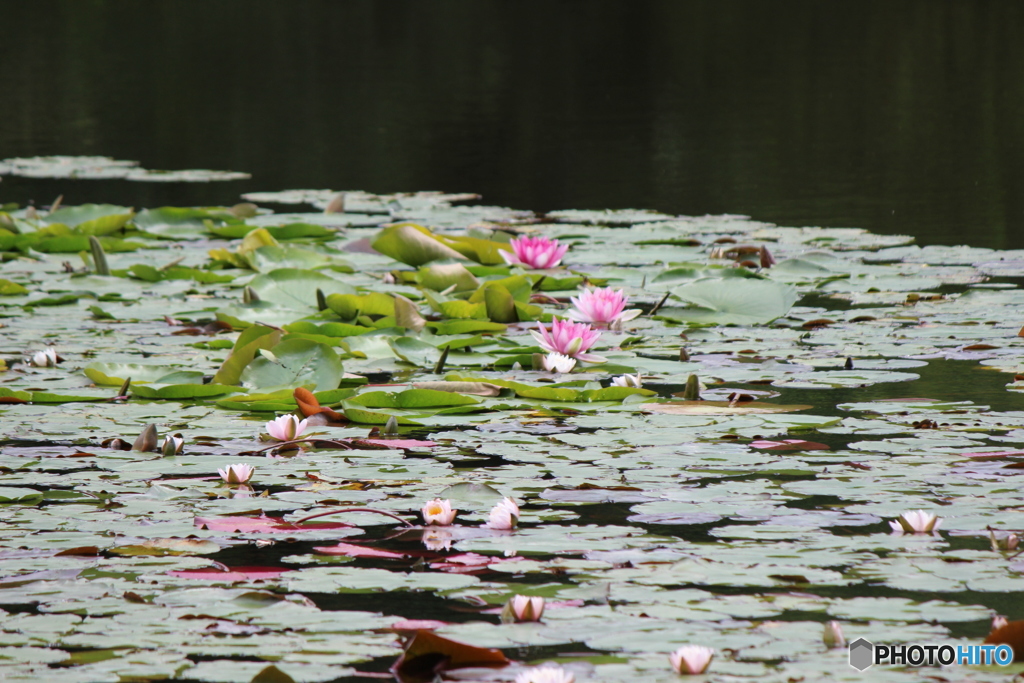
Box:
392 630 509 683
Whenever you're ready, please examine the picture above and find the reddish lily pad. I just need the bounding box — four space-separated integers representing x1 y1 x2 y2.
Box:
294 386 347 422
313 543 409 559
168 566 291 581
194 515 352 533
392 630 509 681
349 438 438 449
961 450 1024 459
389 619 452 633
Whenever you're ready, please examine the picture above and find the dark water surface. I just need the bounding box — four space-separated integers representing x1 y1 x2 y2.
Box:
2 0 1024 248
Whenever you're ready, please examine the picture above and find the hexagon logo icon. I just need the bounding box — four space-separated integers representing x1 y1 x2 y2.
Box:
849 638 874 671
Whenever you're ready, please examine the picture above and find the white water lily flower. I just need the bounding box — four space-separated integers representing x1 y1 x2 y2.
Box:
670 645 714 675
889 510 942 534
30 347 59 367
265 414 309 441
509 595 545 622
610 373 642 388
542 352 576 374
487 497 520 530
161 434 185 456
421 498 457 526
514 665 575 683
218 463 255 484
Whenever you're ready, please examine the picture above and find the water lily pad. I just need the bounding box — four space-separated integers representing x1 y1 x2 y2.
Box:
240 339 344 391
660 278 798 325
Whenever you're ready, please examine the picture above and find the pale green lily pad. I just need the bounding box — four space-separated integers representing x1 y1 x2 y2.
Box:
660 278 798 325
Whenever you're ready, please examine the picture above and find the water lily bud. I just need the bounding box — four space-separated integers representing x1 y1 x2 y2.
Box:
487 497 520 530
514 665 575 683
889 510 942 534
324 192 345 214
265 415 309 441
161 433 185 456
989 529 1019 551
383 416 400 436
421 498 457 526
993 615 1009 632
823 621 845 648
682 374 701 400
669 645 714 675
218 463 255 484
507 595 545 622
132 424 160 452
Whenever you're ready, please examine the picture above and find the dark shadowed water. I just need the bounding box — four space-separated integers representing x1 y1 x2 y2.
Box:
2 0 1024 248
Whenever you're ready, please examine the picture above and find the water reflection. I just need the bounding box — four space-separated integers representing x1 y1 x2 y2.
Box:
1 1 1023 247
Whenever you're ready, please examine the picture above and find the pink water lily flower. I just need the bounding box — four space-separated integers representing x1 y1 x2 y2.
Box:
531 319 606 363
567 287 641 326
218 463 255 484
501 235 568 269
422 498 457 526
514 665 575 683
508 595 545 622
266 415 308 441
669 645 714 675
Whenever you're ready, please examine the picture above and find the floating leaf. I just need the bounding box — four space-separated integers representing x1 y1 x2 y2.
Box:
348 389 480 409
660 278 798 325
213 325 283 386
417 263 480 292
372 223 467 266
112 539 221 556
248 268 355 307
240 339 344 391
392 630 509 679
646 401 814 415
412 381 503 397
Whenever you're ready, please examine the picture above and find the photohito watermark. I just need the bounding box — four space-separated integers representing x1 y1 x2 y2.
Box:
848 638 1013 671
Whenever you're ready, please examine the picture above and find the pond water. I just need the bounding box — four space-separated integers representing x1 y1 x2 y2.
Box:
2 1 1024 249
4 4 1024 683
